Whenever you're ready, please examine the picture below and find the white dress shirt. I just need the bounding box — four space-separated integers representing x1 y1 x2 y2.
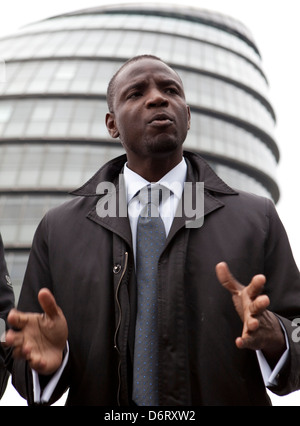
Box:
33 157 288 403
124 158 187 261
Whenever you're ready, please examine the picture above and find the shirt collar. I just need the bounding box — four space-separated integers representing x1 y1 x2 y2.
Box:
123 158 187 204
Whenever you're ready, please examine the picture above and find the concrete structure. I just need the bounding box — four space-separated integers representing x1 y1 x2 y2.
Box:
0 3 279 298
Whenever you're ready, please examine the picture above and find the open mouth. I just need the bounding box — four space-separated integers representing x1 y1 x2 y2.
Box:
149 114 173 126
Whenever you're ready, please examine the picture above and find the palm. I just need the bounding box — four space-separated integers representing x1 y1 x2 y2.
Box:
216 262 286 364
6 289 68 375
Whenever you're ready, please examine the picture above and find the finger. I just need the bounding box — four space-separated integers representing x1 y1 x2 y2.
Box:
38 288 61 320
7 309 29 330
249 295 270 316
216 262 243 295
12 343 44 369
11 346 26 360
235 335 256 350
26 349 47 372
247 274 266 300
244 312 259 329
5 329 24 347
236 336 245 349
236 330 259 349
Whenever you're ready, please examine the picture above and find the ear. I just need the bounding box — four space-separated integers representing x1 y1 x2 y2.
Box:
105 112 120 139
187 105 191 130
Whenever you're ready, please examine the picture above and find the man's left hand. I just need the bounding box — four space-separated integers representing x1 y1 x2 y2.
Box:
216 262 286 367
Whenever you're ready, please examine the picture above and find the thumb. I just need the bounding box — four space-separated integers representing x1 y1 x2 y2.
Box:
38 288 61 320
216 262 244 295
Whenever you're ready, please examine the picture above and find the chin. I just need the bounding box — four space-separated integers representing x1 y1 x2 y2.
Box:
147 136 183 155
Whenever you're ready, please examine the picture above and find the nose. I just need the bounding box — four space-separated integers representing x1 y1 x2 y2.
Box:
146 88 169 108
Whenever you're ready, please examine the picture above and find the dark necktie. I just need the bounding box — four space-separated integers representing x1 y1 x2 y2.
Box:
132 184 167 406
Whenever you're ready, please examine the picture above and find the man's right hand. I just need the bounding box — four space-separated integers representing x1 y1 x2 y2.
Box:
5 288 68 376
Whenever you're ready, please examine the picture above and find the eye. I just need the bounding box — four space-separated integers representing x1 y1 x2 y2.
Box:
165 87 179 95
127 91 142 100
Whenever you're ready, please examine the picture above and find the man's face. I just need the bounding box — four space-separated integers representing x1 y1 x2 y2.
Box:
106 58 191 160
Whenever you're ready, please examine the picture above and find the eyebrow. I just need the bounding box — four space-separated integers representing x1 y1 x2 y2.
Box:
122 81 146 95
160 78 182 89
120 78 183 97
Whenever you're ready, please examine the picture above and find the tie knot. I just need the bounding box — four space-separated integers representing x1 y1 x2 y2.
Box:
137 184 170 218
138 184 169 208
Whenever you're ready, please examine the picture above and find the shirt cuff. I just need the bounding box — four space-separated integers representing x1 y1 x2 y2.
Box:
256 322 289 387
32 341 69 404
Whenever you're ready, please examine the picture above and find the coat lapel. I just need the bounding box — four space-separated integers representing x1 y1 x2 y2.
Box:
166 153 238 243
70 151 238 247
166 187 225 244
86 174 133 248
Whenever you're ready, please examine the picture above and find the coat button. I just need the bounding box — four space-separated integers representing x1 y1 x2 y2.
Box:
113 264 122 274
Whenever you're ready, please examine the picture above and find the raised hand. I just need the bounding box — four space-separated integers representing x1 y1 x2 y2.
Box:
5 288 68 375
216 262 286 366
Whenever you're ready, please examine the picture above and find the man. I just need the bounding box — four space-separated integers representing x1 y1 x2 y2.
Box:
0 233 15 399
5 55 300 406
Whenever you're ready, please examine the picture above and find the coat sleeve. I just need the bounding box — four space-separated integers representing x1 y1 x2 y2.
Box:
0 233 15 399
263 199 300 395
11 216 70 405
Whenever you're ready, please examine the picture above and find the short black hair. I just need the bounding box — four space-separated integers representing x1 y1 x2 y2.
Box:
106 55 170 113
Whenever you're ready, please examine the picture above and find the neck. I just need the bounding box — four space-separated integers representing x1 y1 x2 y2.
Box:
127 152 183 182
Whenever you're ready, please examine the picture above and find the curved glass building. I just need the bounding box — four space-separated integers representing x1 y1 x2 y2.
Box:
0 3 279 299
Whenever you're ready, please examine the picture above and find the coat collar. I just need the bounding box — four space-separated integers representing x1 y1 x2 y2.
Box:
71 151 238 245
71 150 238 197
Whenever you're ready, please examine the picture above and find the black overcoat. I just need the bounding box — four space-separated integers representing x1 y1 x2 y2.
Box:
11 151 300 405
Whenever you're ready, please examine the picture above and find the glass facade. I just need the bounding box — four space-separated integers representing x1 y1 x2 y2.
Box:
0 4 279 299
